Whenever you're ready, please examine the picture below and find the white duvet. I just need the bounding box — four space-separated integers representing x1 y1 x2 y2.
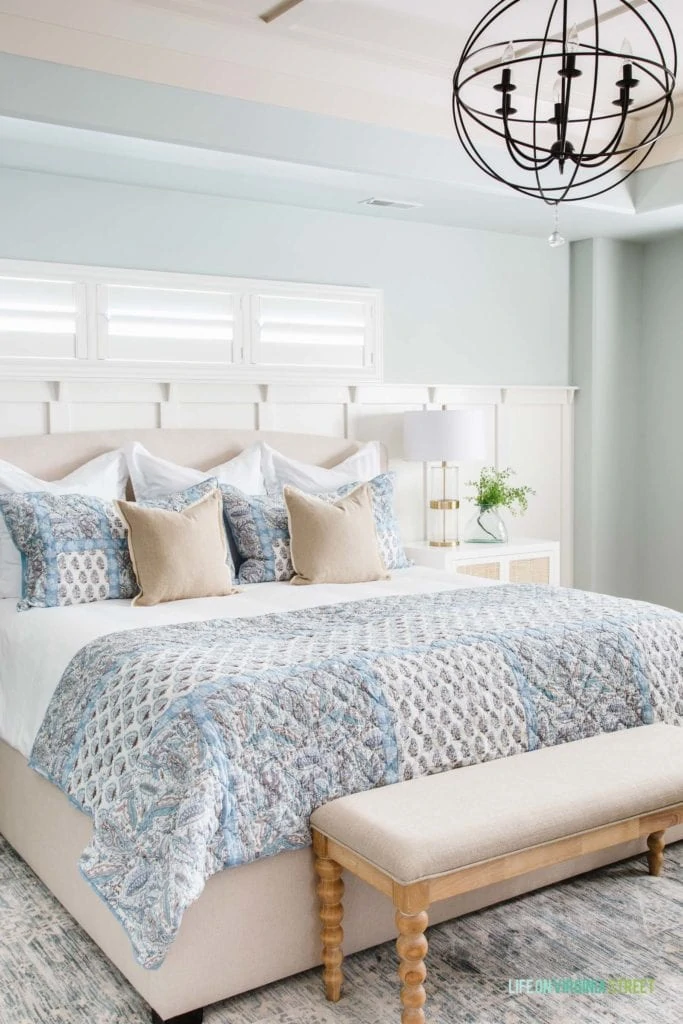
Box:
0 567 491 759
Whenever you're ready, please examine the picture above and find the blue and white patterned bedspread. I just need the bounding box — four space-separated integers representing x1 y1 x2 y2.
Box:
29 585 683 968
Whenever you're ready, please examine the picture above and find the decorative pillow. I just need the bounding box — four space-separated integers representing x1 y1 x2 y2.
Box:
0 478 232 610
334 473 411 571
117 489 237 607
221 472 409 585
261 441 381 496
126 441 264 500
0 449 128 600
285 484 389 586
140 478 236 584
220 487 293 585
0 491 136 609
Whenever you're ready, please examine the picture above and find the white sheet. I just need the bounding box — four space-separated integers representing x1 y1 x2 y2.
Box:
0 567 492 759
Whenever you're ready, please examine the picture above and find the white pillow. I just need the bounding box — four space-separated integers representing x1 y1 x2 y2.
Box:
262 441 382 494
126 441 265 501
0 449 128 600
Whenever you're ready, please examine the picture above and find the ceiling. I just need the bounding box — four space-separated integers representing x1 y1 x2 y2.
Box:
0 0 681 240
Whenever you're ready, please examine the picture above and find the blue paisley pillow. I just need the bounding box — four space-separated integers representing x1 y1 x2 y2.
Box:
334 473 411 572
220 488 292 584
0 478 231 610
221 472 409 585
0 491 136 609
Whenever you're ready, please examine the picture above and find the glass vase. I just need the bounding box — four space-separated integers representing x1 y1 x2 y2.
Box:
464 505 508 544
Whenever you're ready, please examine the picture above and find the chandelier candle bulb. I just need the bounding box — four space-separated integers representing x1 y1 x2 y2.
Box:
567 22 580 53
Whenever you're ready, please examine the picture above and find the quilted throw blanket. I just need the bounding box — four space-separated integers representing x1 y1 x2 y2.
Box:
29 585 683 968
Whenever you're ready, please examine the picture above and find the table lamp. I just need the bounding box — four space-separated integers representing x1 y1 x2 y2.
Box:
403 408 486 547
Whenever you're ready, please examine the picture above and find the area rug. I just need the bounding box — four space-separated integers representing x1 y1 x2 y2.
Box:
1 834 682 1024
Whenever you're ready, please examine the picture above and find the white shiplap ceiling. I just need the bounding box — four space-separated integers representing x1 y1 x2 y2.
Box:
0 0 681 239
3 0 680 137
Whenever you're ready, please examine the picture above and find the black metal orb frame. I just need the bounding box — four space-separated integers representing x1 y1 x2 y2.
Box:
452 0 677 204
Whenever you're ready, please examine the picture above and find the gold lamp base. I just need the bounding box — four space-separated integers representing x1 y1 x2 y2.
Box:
428 490 460 547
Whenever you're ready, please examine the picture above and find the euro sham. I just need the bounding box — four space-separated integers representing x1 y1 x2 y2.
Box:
261 440 381 495
126 441 264 500
0 449 128 600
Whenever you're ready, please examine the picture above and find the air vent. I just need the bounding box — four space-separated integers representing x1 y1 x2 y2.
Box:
359 197 423 210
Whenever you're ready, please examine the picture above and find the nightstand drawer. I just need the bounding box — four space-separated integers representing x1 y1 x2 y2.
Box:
456 561 502 581
509 556 551 584
405 539 561 585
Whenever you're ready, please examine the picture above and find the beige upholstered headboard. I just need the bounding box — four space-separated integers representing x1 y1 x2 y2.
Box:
0 429 380 482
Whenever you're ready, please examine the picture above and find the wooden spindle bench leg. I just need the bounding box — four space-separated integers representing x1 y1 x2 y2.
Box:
313 833 344 1002
647 830 665 876
396 908 429 1024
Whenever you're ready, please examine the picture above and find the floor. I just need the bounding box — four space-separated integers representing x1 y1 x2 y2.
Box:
1 835 682 1024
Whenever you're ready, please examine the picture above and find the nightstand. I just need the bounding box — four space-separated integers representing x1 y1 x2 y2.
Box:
404 538 561 585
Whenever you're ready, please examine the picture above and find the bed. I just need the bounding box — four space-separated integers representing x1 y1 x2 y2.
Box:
1 428 682 1022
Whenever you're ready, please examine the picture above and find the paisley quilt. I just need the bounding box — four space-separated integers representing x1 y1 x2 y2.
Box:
29 585 683 968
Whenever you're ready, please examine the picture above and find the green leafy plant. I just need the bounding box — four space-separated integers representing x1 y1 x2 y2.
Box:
467 466 535 516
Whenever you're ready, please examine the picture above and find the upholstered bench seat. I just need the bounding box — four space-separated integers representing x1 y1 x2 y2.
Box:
310 724 683 1023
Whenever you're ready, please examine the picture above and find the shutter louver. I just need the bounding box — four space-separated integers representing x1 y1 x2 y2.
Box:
0 275 82 359
252 292 373 369
99 284 236 364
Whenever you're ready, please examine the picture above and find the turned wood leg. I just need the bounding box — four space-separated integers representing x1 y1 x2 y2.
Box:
315 850 344 1001
396 908 429 1024
647 830 666 876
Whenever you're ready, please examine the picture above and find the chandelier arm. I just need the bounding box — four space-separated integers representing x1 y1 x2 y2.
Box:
567 132 663 186
452 95 519 188
460 103 557 157
502 108 557 168
453 96 561 200
554 142 659 201
579 92 675 164
578 103 674 168
504 133 557 171
574 104 629 166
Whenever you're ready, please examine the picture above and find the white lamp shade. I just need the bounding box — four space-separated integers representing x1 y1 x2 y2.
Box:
403 409 486 462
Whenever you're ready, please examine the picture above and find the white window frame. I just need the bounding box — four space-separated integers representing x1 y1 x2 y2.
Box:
0 259 383 384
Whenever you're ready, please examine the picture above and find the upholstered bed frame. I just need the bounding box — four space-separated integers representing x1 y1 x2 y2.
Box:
0 428 679 1022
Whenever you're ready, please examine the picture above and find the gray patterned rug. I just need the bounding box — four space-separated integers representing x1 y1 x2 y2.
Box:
1 835 682 1024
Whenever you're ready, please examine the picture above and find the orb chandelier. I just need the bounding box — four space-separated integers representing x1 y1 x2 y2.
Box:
452 0 677 240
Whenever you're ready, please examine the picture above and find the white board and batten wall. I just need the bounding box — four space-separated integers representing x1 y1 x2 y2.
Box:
0 258 576 584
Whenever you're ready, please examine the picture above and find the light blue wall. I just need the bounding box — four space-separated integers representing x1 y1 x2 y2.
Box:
640 232 683 610
0 167 570 385
570 238 642 600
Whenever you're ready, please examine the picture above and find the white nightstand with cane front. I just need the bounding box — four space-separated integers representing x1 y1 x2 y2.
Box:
405 538 561 585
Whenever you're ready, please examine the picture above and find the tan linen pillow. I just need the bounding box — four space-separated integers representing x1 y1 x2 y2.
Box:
117 489 237 606
284 483 389 586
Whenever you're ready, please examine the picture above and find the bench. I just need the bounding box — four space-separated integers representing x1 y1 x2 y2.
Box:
310 724 683 1024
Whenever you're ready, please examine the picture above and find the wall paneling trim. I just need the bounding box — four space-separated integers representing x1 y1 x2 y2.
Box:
0 380 576 585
